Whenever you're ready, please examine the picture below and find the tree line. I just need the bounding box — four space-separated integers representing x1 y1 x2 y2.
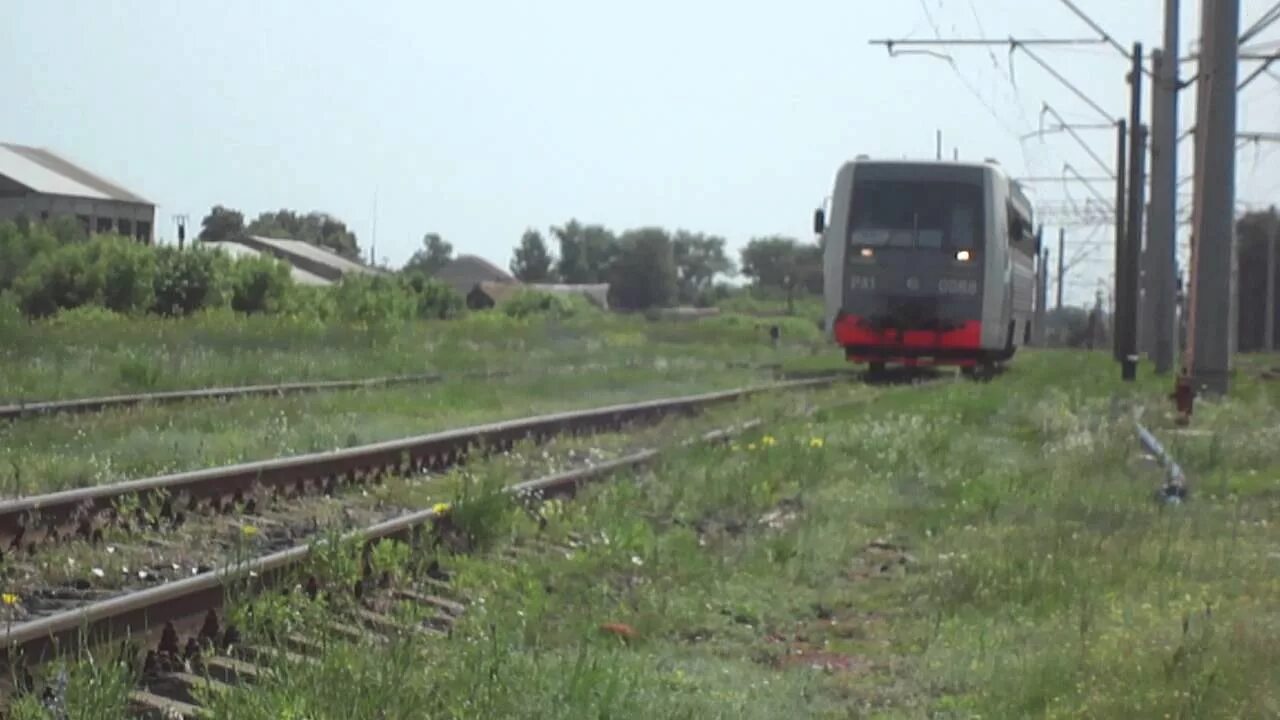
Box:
402 219 823 311
197 206 362 259
0 202 819 322
195 205 824 311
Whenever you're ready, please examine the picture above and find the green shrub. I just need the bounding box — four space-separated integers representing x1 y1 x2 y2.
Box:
43 304 128 328
331 274 415 326
501 289 583 319
281 284 338 323
90 235 157 314
399 272 464 320
152 247 228 316
0 221 59 292
228 254 294 314
13 242 100 317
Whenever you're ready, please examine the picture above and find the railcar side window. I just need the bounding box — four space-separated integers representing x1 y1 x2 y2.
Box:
1006 201 1034 247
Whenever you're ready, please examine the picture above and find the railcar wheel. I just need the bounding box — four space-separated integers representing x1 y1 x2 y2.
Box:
962 362 996 382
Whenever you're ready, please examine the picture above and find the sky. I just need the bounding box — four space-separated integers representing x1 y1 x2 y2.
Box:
4 0 1280 308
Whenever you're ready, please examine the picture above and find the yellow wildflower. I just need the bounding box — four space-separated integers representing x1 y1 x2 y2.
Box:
240 525 259 538
1 593 17 606
432 502 452 515
809 437 825 449
761 435 777 447
747 443 757 451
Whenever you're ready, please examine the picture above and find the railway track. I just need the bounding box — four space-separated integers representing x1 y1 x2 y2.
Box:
0 378 837 556
0 372 451 422
3 444 728 716
0 366 960 716
0 404 794 717
0 358 760 422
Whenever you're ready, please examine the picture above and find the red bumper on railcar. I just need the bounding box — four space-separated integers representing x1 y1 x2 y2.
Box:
833 313 983 367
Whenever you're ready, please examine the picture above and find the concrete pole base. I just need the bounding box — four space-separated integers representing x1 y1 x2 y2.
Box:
1122 356 1138 381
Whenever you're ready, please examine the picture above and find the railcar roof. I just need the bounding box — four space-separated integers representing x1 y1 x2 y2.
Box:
844 158 1009 175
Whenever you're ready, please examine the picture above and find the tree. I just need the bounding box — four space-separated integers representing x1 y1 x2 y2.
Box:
402 233 453 276
739 236 822 313
672 230 733 304
246 209 362 259
0 220 58 292
552 220 617 283
510 229 556 282
608 227 677 310
198 206 245 244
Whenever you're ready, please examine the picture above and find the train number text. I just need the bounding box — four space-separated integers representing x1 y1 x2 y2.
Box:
849 275 876 291
938 278 978 295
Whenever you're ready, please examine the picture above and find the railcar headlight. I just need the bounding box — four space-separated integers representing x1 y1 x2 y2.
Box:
955 249 972 262
860 248 874 258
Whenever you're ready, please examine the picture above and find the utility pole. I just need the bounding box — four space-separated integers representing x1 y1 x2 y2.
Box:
1116 42 1145 382
1035 226 1048 345
1113 117 1128 365
1140 201 1153 359
174 214 188 251
1188 0 1240 396
1149 39 1179 374
1267 214 1277 351
370 188 379 267
936 130 942 160
1056 228 1066 310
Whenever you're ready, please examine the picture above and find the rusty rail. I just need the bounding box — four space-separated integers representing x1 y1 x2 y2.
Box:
0 420 759 686
0 377 837 552
0 359 788 422
0 372 451 421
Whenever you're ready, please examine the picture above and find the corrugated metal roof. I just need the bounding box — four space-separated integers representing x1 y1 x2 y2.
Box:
0 143 150 204
248 236 378 276
435 255 515 295
475 281 610 310
201 241 333 286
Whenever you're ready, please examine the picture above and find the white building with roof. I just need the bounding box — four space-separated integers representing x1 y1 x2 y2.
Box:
201 235 384 286
199 241 334 286
235 235 383 283
0 142 155 243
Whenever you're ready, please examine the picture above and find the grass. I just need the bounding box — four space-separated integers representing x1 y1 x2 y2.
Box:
0 364 781 496
17 349 1280 718
0 305 826 402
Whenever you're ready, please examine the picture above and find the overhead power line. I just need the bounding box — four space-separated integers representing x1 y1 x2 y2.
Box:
1038 103 1118 177
1240 1 1280 45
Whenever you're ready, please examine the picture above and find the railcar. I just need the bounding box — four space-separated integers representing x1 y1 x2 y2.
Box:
814 157 1039 373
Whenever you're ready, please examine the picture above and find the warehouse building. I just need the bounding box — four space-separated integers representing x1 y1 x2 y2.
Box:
0 142 156 243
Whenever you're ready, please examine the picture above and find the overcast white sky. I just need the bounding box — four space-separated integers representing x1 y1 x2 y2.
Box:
4 0 1279 307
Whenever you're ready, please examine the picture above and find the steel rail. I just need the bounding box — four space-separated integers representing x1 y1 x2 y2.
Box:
0 377 838 551
0 421 758 683
0 359 788 422
0 372 448 421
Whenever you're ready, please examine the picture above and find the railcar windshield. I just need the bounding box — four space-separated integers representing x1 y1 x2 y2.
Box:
847 180 984 251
